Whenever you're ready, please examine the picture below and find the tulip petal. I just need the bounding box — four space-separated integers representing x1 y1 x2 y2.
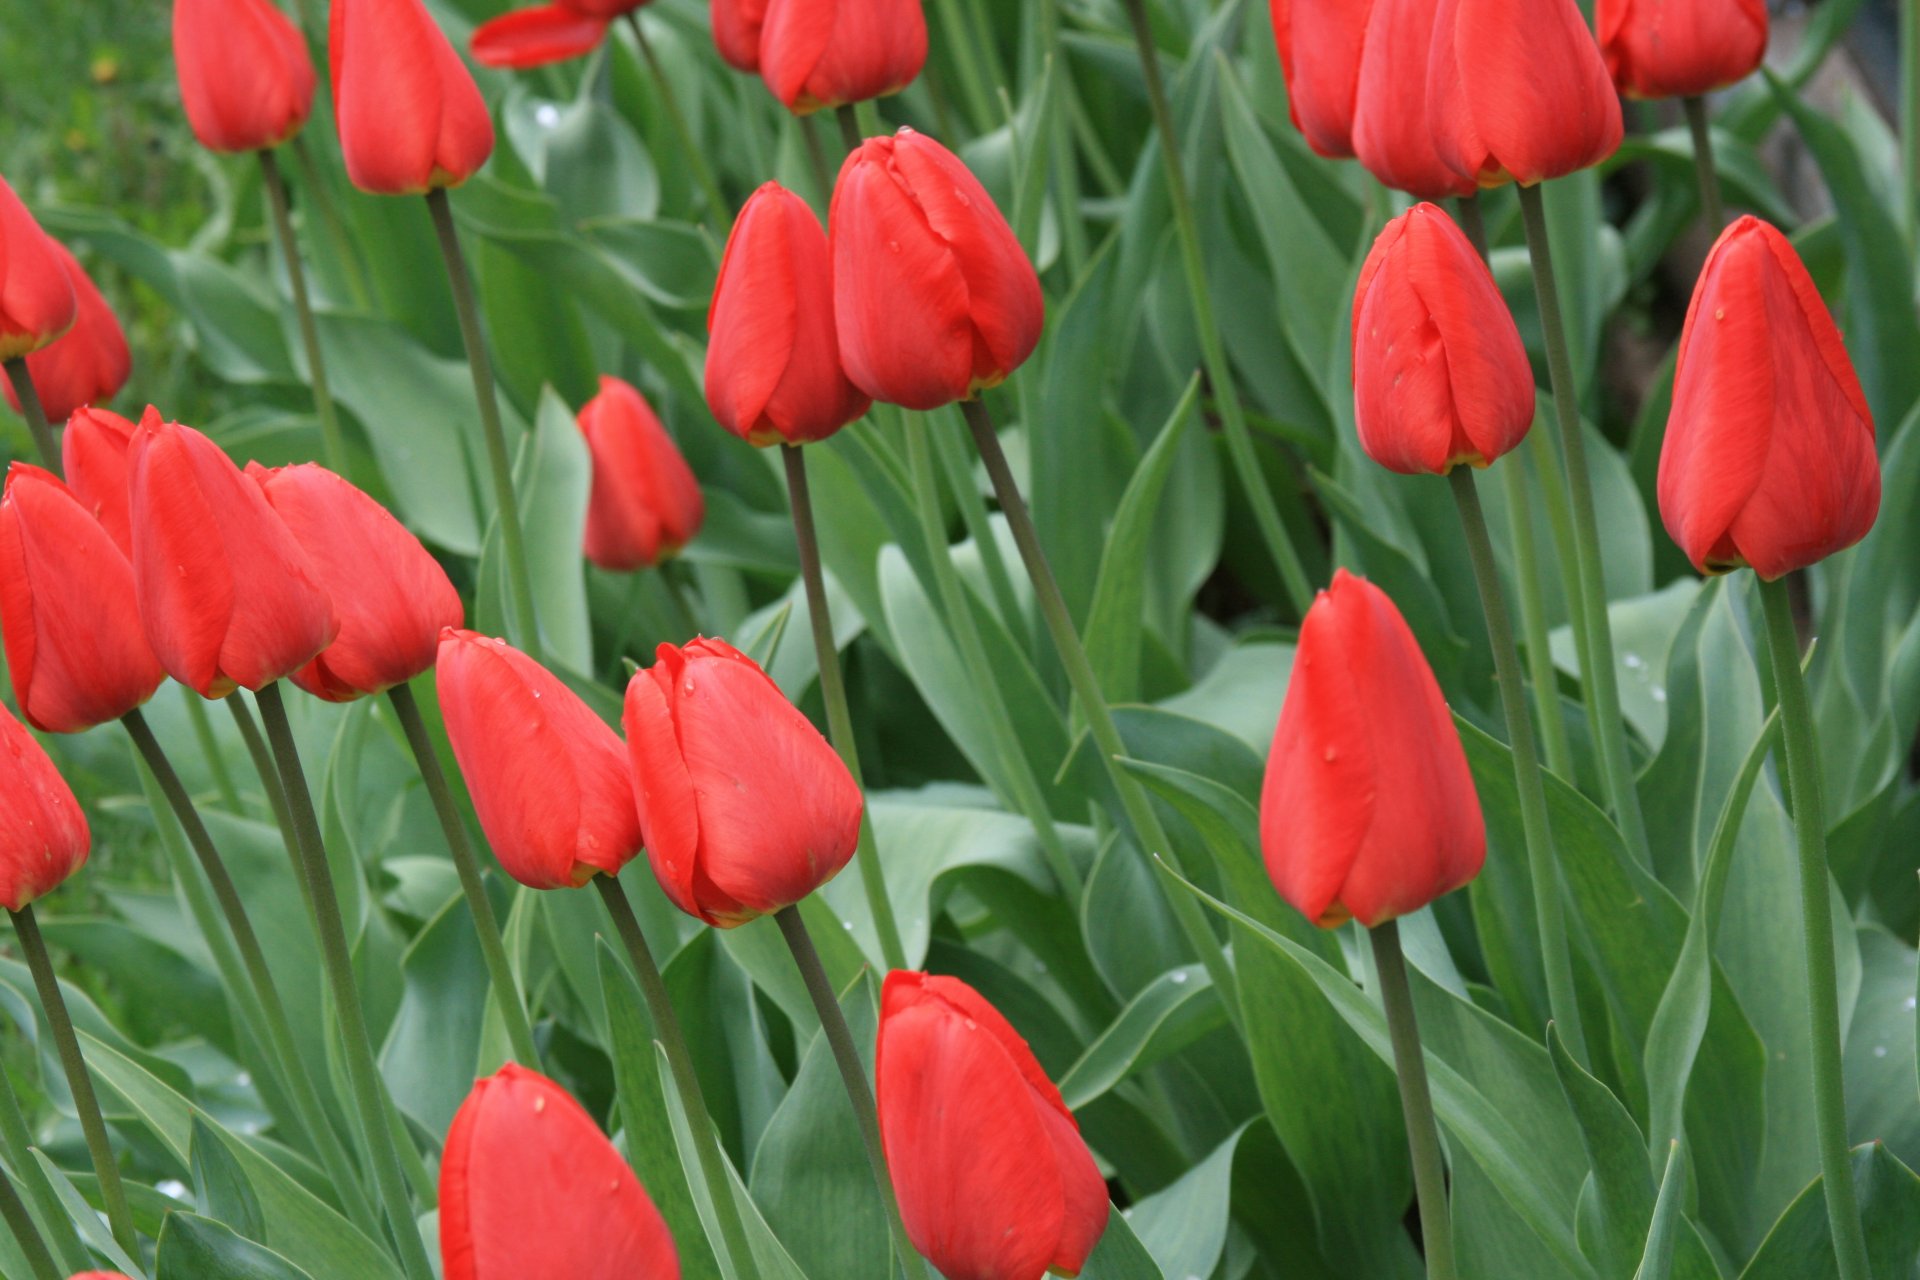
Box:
472 5 609 68
1404 208 1534 465
1270 0 1373 158
0 178 78 361
128 418 239 697
174 0 316 152
707 190 802 437
2 241 131 423
625 652 711 919
62 407 138 556
757 0 834 109
0 704 91 912
1351 0 1475 199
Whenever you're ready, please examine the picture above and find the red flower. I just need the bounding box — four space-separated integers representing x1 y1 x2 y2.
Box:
173 0 316 153
1426 0 1623 187
712 0 767 71
0 703 90 912
1260 570 1485 928
126 409 339 698
441 1064 681 1280
1350 0 1474 199
472 4 610 69
437 630 643 890
1351 203 1534 475
1 241 130 424
1269 0 1371 158
1597 0 1768 100
707 183 871 446
1658 216 1879 580
61 407 139 557
331 0 495 194
0 176 77 363
577 376 705 571
757 0 927 115
248 463 464 702
831 130 1043 411
623 637 861 927
877 971 1109 1280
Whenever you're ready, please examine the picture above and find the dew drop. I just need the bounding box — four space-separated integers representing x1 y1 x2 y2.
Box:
533 1096 546 1114
1622 651 1645 670
1170 971 1189 985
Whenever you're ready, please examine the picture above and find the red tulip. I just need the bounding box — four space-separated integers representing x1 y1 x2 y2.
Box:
1658 216 1879 580
1350 0 1474 199
61 407 139 557
441 1064 681 1280
126 408 339 698
331 0 495 194
69 1274 136 1279
248 463 464 702
877 971 1108 1280
624 637 861 927
707 183 871 446
1269 0 1371 158
757 0 927 115
831 130 1043 411
1351 203 1534 475
1260 570 1485 928
1597 0 1768 100
0 176 76 363
472 4 609 69
0 464 165 734
0 702 90 912
173 0 316 153
1427 0 1624 187
712 0 767 71
437 630 643 890
2 242 130 425
577 376 705 571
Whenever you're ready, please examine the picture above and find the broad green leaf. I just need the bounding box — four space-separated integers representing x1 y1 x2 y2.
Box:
1126 1124 1245 1280
1738 1144 1920 1279
1550 1026 1656 1278
1057 964 1223 1110
1079 1206 1165 1280
156 1212 317 1280
378 892 490 1138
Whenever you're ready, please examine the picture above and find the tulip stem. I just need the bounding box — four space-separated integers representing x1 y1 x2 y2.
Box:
1448 468 1586 1061
782 444 910 973
227 695 305 870
1681 98 1726 232
289 138 372 311
1757 577 1871 1280
593 875 761 1280
259 149 350 476
0 1161 60 1280
802 116 838 205
836 106 864 156
622 14 728 221
0 1066 93 1274
3 359 60 476
253 683 437 1280
1370 921 1457 1280
1515 182 1653 870
180 692 242 812
774 906 929 1280
7 904 141 1257
1905 0 1920 247
424 188 545 667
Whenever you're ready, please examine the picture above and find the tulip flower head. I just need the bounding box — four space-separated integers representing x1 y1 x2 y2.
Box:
1597 0 1768 100
1269 0 1371 158
0 176 77 362
332 0 495 194
173 0 316 153
712 0 768 71
472 0 648 70
1260 571 1485 928
1658 216 1879 580
62 407 139 557
758 0 927 115
0 703 91 912
1350 0 1475 199
1 242 130 424
576 376 706 571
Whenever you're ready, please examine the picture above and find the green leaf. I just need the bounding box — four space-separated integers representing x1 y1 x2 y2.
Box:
1634 1144 1686 1280
475 386 594 671
1057 964 1223 1110
1126 1124 1246 1280
192 1112 265 1241
156 1212 318 1280
1738 1144 1920 1279
1079 1205 1165 1280
1550 1026 1656 1278
378 892 491 1138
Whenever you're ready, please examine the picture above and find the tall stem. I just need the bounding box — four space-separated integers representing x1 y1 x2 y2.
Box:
1515 183 1653 869
802 116 838 205
259 149 349 474
1370 921 1457 1280
253 683 436 1280
0 1164 59 1280
1758 578 1870 1280
927 415 1027 641
1448 469 1586 1061
424 188 544 666
781 445 909 971
622 14 728 219
0 1046 91 1273
289 138 371 310
835 105 864 155
1902 0 1919 250
182 692 242 811
3 359 60 475
1681 98 1726 232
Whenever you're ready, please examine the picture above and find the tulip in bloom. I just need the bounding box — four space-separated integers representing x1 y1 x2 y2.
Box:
472 0 646 70
877 971 1108 1280
0 703 90 912
1 242 131 424
0 176 76 363
712 0 767 71
1260 570 1485 927
1350 0 1474 199
248 463 464 701
1658 216 1879 580
173 0 316 153
1269 0 1371 158
62 407 139 556
442 1064 681 1280
577 377 705 571
707 183 871 446
624 637 861 927
1597 0 1768 100
127 409 339 698
331 0 495 194
437 630 643 889
1351 203 1534 475
758 0 927 114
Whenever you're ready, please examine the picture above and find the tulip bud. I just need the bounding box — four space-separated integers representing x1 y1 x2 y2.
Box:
1260 570 1485 928
62 407 139 557
0 703 90 912
1597 0 1767 100
0 465 166 734
127 409 339 698
248 463 465 702
624 637 860 927
441 1064 681 1280
577 377 705 571
173 0 316 153
1351 203 1534 475
877 971 1109 1280
1 242 131 425
1269 0 1370 159
758 0 927 115
707 183 871 446
1658 217 1879 580
472 4 610 70
1427 0 1623 187
1350 0 1475 199
0 177 77 362
831 130 1043 411
437 630 643 889
331 0 495 194
712 0 767 71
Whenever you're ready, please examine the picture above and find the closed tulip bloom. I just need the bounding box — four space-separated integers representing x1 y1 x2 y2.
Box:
437 630 643 890
0 177 76 363
127 409 339 698
173 0 316 153
2 242 131 424
832 130 1043 411
624 638 861 927
0 703 90 912
1427 0 1624 187
712 0 767 70
62 407 139 557
442 1064 681 1280
1260 570 1485 928
248 463 464 702
707 183 871 445
331 0 495 194
1352 203 1534 475
1350 0 1474 199
878 971 1108 1280
758 0 927 114
578 376 705 571
472 2 615 70
1269 0 1371 158
1597 0 1767 100
1658 217 1879 580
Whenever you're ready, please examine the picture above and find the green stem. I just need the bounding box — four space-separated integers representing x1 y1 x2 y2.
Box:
289 137 372 310
0 1064 91 1273
1448 467 1586 1062
927 413 1027 643
1905 0 1920 247
0 1162 60 1280
184 693 243 812
836 105 864 155
260 149 349 475
623 14 729 219
802 115 837 205
227 696 306 880
781 444 909 972
1681 98 1726 232
3 358 60 475
253 683 436 1280
1455 193 1490 260
661 559 703 638
1370 921 1457 1280
1757 577 1871 1280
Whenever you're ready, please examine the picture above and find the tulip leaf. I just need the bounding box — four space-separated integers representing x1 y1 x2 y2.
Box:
1549 1025 1657 1277
1056 963 1222 1111
1738 1144 1920 1279
191 1112 266 1243
156 1212 317 1280
1080 1207 1166 1280
1126 1123 1247 1280
377 890 491 1138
